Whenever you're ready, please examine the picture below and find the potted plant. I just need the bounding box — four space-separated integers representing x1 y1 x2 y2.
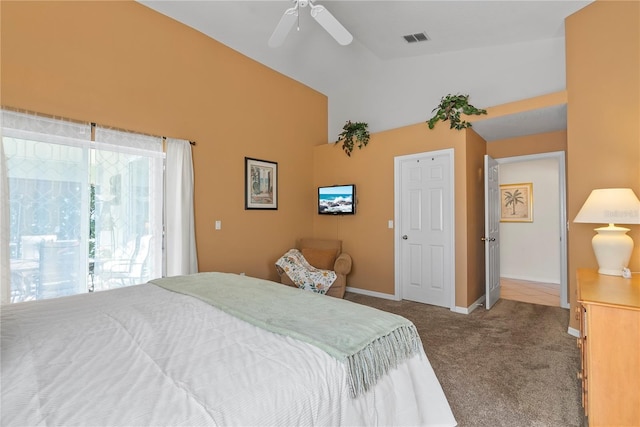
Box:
335 120 370 157
427 94 487 130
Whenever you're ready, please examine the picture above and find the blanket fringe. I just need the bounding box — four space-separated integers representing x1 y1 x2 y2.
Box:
345 324 421 398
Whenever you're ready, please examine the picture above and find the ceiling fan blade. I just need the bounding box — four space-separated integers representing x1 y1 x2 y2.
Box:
268 6 298 48
309 3 353 46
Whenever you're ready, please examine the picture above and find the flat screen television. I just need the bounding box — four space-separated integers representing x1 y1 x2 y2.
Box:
318 184 356 215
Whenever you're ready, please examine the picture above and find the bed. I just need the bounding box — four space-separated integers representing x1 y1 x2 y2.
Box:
1 272 456 426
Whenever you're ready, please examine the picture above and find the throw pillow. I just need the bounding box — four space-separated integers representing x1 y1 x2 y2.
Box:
301 248 336 270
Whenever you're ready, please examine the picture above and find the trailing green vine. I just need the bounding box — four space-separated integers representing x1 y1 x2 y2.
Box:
427 94 487 130
335 120 370 157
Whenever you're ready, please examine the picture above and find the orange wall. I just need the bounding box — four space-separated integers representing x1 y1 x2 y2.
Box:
0 1 327 281
487 130 567 159
478 91 567 120
566 1 640 329
465 130 488 305
313 123 477 307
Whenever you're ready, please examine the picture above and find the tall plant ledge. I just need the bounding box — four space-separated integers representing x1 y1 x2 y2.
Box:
335 120 370 157
427 94 487 130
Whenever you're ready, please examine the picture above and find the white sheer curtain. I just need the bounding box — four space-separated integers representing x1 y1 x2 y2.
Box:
0 137 10 303
2 109 91 302
1 109 193 301
93 127 164 288
164 138 198 276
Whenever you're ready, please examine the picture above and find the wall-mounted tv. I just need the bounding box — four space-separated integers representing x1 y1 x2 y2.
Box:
318 184 356 215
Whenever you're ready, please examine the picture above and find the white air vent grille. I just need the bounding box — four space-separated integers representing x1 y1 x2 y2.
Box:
403 32 429 43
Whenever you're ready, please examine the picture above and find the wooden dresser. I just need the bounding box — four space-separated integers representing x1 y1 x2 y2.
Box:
576 268 640 426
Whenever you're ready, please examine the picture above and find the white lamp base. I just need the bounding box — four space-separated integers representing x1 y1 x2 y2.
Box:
592 225 634 276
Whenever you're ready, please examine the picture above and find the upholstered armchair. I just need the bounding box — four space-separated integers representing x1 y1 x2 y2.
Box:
278 238 352 298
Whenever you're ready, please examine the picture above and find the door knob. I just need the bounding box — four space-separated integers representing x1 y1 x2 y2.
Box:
481 237 496 242
402 235 408 240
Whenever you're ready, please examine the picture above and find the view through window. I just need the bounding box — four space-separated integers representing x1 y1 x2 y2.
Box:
3 111 164 303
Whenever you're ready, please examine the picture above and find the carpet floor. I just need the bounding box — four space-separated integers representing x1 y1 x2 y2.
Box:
344 293 585 427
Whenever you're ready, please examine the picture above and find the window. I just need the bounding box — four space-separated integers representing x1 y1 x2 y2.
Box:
2 110 164 303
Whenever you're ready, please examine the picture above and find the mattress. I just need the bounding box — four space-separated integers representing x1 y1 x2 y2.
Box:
1 279 456 426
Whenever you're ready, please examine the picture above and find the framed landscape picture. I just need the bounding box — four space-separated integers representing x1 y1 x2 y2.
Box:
500 183 533 222
245 157 278 210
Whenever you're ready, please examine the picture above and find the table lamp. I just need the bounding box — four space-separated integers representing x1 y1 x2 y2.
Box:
574 188 640 276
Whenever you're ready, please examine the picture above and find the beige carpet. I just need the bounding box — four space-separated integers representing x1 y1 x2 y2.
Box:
344 293 584 427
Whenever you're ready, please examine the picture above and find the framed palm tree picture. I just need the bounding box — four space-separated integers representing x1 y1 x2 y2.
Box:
500 183 533 222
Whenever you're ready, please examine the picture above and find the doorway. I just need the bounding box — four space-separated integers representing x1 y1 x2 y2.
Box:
496 151 568 308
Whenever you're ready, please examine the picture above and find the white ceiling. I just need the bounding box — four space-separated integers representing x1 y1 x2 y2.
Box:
138 0 592 141
472 104 568 141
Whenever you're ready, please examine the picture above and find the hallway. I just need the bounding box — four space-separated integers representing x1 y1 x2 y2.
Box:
500 277 560 307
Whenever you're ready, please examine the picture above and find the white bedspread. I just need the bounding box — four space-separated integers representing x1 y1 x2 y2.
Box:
1 283 456 426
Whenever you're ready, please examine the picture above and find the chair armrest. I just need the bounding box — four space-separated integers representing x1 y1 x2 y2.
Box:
334 253 352 275
101 259 131 274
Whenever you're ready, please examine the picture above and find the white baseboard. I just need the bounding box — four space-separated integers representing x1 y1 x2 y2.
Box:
345 286 399 301
501 274 561 285
453 294 486 314
567 326 580 338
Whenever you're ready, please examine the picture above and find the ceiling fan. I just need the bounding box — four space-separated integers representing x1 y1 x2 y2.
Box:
268 0 353 47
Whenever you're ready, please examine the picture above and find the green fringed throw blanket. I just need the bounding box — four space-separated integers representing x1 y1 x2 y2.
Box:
150 272 421 398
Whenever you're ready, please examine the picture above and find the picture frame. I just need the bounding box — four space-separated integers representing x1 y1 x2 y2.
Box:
245 157 278 210
500 182 533 222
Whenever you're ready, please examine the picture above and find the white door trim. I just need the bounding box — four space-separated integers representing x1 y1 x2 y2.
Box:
394 148 456 311
495 151 568 308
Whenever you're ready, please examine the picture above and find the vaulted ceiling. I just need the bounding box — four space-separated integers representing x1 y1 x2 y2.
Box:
138 1 592 141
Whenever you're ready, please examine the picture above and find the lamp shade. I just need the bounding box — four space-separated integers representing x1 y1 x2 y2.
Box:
574 188 640 225
574 188 640 276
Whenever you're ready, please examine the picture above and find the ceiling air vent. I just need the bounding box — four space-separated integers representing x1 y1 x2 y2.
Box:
403 32 429 44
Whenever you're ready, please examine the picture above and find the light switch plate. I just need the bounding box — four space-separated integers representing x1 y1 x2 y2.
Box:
215 220 221 230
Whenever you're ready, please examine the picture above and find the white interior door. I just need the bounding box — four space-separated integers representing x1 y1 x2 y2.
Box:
484 155 500 309
396 150 454 309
